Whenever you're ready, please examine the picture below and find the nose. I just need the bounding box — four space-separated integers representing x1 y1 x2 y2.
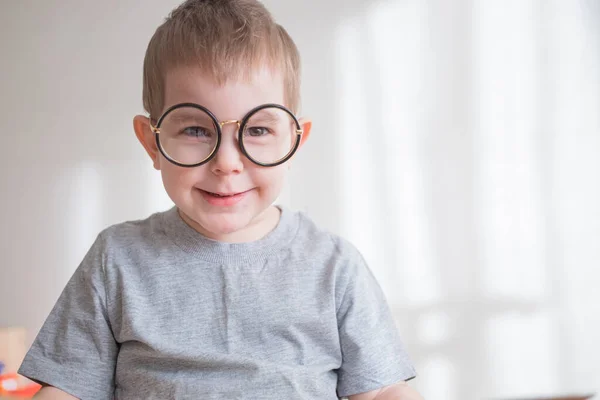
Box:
210 122 244 175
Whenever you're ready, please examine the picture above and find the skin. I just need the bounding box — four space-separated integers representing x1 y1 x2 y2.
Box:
34 66 423 400
348 381 424 400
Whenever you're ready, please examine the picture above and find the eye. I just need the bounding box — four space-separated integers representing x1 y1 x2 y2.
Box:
182 126 212 138
245 127 270 137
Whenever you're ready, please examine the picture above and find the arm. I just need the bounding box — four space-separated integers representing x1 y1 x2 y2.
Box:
19 233 118 399
334 239 418 398
348 382 424 400
34 386 78 400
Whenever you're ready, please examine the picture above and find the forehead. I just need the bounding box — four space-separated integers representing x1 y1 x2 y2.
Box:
162 66 285 119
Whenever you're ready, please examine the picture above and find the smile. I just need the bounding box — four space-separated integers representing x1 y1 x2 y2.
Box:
198 188 253 206
209 192 236 197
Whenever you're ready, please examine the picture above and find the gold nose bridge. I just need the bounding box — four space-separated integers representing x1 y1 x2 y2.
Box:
219 120 241 129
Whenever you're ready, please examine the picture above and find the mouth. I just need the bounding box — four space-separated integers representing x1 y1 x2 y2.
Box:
202 190 248 197
197 188 253 206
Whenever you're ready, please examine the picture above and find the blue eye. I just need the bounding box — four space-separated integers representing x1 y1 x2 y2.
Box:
245 127 270 137
182 126 212 138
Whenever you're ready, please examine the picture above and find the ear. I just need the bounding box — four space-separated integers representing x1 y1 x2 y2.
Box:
298 118 312 148
134 115 161 170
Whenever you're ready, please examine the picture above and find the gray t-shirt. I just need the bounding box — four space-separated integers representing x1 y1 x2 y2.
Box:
19 206 416 400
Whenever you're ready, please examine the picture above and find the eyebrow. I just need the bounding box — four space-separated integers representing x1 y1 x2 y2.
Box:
160 104 289 126
169 112 215 125
248 109 283 123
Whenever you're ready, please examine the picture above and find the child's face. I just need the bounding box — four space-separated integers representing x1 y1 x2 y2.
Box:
134 66 309 241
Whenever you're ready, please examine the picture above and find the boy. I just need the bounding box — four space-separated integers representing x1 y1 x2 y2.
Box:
19 0 422 399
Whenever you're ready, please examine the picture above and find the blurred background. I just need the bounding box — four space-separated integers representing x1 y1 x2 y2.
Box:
1 0 599 399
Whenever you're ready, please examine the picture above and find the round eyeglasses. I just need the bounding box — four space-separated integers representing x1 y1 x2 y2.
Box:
149 103 304 168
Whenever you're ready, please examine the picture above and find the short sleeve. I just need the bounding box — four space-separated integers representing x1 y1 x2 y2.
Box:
335 242 416 398
18 233 118 400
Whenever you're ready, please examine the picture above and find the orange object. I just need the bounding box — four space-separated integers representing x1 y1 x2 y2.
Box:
0 373 41 398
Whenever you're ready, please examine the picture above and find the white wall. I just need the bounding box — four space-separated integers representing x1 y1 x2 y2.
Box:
1 1 599 399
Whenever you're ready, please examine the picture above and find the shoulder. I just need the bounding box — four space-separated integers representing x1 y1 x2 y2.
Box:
91 208 171 265
286 208 376 309
286 207 366 270
100 209 165 243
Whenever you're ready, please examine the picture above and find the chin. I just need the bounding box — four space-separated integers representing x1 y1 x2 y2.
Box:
206 218 249 236
195 209 255 237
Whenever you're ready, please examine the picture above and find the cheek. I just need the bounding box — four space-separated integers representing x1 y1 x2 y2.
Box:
160 163 200 194
252 166 288 194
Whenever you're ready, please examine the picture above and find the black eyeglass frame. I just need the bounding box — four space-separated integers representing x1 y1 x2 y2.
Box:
149 103 303 168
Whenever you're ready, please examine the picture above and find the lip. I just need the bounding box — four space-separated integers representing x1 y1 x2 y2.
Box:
198 188 253 207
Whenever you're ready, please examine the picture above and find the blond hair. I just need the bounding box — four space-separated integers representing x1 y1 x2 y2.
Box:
143 0 301 119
